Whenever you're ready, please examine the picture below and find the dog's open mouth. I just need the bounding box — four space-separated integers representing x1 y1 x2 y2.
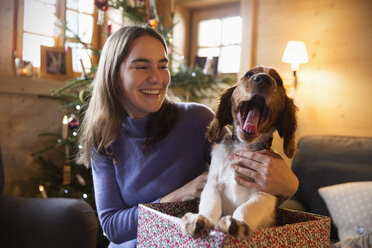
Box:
238 95 271 135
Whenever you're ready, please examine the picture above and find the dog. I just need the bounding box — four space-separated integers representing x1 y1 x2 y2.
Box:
181 66 298 239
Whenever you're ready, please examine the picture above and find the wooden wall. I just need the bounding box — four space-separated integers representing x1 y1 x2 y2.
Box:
0 1 66 196
240 0 372 160
0 79 65 196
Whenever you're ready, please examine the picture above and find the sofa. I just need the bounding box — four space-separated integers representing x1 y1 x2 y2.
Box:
0 147 99 248
284 135 372 245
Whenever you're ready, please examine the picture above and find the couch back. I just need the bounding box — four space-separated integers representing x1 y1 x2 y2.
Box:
292 135 372 239
0 147 3 194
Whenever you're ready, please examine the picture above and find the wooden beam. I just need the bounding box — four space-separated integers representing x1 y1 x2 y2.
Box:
0 74 65 96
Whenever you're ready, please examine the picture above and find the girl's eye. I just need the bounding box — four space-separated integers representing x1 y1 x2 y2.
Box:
135 66 147 69
160 65 168 69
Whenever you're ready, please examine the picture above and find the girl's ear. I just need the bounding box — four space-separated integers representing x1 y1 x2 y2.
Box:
275 96 298 158
206 86 236 142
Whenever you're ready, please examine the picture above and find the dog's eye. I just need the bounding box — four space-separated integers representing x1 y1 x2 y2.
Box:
244 72 253 78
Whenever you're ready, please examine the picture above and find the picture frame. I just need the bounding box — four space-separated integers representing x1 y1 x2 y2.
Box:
40 46 73 81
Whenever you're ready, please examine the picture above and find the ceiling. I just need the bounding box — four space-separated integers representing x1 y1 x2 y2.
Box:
175 0 239 9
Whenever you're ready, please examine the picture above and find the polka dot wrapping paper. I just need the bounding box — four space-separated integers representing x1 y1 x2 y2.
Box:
137 200 331 247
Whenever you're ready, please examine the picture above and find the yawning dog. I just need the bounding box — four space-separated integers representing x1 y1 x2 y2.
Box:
181 66 298 239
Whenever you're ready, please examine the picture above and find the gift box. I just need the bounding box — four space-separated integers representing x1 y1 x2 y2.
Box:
137 200 331 247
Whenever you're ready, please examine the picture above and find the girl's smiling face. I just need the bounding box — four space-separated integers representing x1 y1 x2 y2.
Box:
119 35 170 119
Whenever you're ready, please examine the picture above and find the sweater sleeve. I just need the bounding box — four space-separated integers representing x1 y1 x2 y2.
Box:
91 153 160 244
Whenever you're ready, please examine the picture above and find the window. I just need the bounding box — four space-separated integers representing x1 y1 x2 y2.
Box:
65 0 95 73
197 16 242 73
17 0 97 74
190 3 242 75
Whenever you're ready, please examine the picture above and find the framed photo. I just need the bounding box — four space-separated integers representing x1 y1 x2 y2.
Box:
40 46 73 80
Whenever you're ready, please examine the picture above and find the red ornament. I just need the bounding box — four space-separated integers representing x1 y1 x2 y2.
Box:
95 0 108 11
105 22 112 34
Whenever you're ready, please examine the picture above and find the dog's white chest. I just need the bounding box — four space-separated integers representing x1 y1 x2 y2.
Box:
210 143 257 215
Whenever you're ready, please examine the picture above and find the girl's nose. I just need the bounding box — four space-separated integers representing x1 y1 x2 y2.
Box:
148 68 162 84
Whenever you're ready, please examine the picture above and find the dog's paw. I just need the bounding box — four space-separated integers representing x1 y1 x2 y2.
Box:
181 212 213 236
218 216 250 240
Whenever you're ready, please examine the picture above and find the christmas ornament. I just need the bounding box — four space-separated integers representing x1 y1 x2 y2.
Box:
68 114 79 130
65 44 71 53
148 19 157 29
95 0 108 25
97 10 105 25
94 0 108 11
105 22 112 35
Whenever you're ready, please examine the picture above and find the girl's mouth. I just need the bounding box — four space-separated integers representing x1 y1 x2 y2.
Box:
140 89 161 95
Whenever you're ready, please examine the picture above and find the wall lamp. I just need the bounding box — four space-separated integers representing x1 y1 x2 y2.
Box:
282 41 308 89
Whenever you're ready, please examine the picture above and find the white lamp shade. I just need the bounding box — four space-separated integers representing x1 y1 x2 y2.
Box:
282 41 308 70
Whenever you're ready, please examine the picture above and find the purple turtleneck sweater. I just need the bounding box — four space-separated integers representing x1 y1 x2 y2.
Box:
91 102 215 247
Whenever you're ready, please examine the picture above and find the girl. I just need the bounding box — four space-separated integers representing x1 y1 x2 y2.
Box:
77 26 298 248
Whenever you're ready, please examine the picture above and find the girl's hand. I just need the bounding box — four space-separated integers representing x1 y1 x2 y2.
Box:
229 150 299 199
160 171 208 203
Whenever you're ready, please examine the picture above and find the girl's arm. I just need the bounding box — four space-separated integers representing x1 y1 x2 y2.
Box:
91 154 159 244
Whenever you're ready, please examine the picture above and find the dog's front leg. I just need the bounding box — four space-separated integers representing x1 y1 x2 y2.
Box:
217 192 277 239
233 192 277 233
181 181 222 236
199 181 222 226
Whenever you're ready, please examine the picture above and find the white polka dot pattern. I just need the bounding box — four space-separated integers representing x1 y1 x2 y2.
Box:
318 181 372 241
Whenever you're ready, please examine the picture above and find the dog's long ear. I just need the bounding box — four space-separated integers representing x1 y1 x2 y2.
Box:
275 96 298 158
206 86 236 142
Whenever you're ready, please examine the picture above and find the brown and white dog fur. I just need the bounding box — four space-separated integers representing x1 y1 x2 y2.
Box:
181 66 298 239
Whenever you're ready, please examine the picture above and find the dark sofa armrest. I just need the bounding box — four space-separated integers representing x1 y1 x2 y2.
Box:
0 196 98 248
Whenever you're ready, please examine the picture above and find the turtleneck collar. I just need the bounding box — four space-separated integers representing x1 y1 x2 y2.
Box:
122 114 153 138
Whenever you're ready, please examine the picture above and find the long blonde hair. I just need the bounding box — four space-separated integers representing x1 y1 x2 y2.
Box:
76 26 178 167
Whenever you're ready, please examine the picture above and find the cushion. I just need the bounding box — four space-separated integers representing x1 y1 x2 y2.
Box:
332 233 372 248
318 181 372 241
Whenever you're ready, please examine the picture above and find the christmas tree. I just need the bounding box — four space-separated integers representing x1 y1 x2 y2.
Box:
33 0 233 246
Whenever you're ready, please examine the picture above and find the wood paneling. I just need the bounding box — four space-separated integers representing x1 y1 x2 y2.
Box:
239 0 372 162
0 77 65 196
0 2 66 196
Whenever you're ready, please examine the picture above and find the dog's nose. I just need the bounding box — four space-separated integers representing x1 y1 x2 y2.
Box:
254 74 271 87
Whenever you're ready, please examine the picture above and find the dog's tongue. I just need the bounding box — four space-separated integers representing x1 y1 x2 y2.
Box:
242 107 260 134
